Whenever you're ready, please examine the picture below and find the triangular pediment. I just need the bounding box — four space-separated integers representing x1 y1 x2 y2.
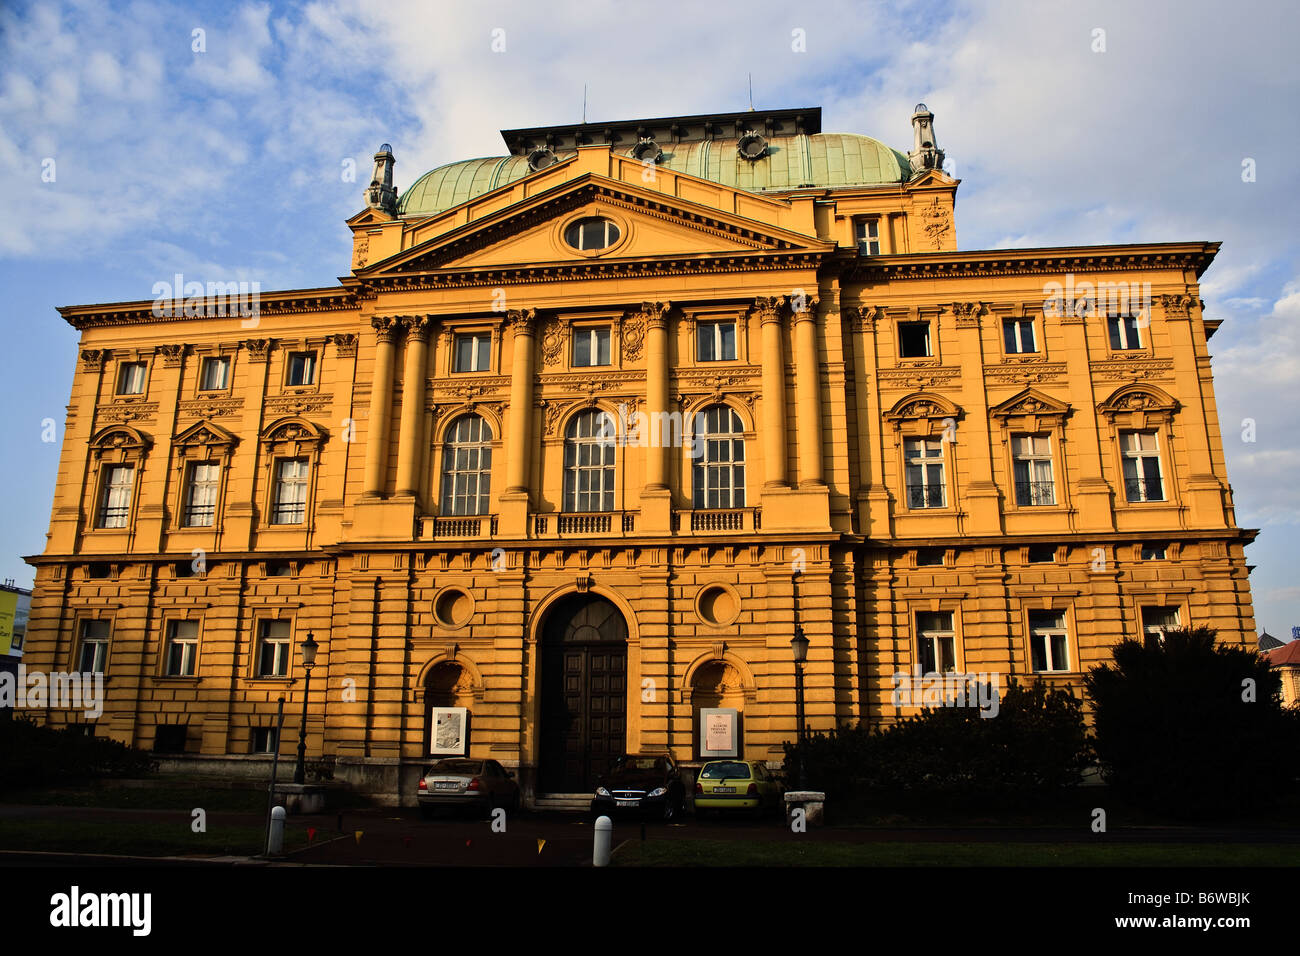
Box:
989 388 1071 420
359 173 831 277
174 419 238 448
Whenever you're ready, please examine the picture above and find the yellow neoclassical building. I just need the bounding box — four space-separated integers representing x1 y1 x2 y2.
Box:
20 105 1258 803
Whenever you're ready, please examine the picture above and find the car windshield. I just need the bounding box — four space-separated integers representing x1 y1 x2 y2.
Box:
613 756 661 771
700 762 751 779
426 759 482 775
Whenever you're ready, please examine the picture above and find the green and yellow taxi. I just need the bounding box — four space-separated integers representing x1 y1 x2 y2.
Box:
692 760 782 818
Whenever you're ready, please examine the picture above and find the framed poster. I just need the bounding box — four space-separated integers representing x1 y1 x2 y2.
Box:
698 708 740 758
429 707 469 755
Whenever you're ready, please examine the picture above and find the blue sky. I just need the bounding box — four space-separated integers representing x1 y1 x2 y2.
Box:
1 0 1297 636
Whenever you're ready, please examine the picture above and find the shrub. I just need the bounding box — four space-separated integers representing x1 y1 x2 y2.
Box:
0 715 157 791
1084 625 1300 817
782 678 1091 806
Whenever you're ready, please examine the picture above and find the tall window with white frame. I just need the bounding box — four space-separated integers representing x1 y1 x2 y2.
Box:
855 218 881 255
440 414 493 516
1013 434 1056 506
117 362 147 395
1141 606 1180 648
454 332 491 372
917 611 956 674
78 619 110 673
164 620 199 677
183 461 221 527
696 320 736 362
1029 610 1070 672
271 458 309 523
199 356 229 391
692 405 746 509
563 409 616 512
904 437 946 508
257 620 292 677
1003 316 1037 354
1107 312 1143 350
572 327 611 367
96 464 135 528
1120 430 1164 502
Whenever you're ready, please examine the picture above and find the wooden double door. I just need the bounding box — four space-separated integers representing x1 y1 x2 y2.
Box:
539 594 628 793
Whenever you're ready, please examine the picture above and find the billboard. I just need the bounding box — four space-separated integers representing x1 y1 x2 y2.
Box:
0 590 29 656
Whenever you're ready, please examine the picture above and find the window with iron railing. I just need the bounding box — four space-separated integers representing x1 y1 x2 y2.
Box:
904 437 946 508
1012 434 1055 506
183 461 220 527
96 464 134 528
271 458 309 523
1121 430 1164 502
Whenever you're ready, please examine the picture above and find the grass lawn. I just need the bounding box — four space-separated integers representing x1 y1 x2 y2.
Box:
0 819 311 857
612 839 1298 867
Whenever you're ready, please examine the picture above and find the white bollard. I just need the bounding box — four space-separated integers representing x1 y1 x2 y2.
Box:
268 805 286 855
593 815 612 867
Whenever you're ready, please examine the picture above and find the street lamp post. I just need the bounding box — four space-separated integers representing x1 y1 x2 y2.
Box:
791 573 810 791
292 632 319 786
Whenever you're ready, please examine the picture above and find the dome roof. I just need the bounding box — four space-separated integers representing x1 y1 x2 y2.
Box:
397 133 911 218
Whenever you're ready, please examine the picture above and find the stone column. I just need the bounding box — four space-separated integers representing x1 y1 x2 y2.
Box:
395 315 431 497
643 302 671 491
757 296 789 489
793 299 824 487
362 316 400 498
504 309 537 495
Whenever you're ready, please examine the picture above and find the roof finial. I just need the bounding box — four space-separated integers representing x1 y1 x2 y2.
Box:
366 144 397 214
908 103 945 176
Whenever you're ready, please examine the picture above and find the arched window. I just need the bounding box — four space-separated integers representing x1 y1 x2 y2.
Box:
563 409 617 512
440 415 493 516
692 405 746 509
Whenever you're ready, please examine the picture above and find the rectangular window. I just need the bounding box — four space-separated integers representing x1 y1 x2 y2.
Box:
1141 543 1168 560
1121 431 1164 502
915 547 945 567
572 327 611 367
251 727 279 754
78 619 110 673
96 464 135 528
1142 605 1180 647
1013 434 1056 506
117 362 147 395
286 351 316 386
454 333 491 372
183 461 221 527
257 620 291 677
154 725 187 753
899 322 931 358
855 218 881 255
904 437 946 508
199 356 230 391
271 458 309 524
164 620 199 677
1027 544 1057 563
1003 317 1037 354
917 611 956 674
1107 313 1143 350
697 321 737 362
1029 610 1070 672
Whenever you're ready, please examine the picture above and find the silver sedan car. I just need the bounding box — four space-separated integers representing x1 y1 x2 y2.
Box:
417 758 521 818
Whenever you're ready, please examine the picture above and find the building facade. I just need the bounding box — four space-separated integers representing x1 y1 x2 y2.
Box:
20 105 1258 803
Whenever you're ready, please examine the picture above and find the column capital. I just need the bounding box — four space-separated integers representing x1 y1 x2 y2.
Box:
506 308 538 334
843 305 885 332
949 301 986 329
637 300 672 330
791 296 820 323
371 315 401 343
399 314 433 339
754 295 786 325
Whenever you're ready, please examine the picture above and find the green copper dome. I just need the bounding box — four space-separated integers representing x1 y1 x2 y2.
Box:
397 133 911 218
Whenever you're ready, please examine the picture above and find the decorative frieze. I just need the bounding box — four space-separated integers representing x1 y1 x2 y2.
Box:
177 397 244 419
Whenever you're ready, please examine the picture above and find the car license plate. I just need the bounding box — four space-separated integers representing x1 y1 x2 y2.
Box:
434 781 458 790
616 799 639 807
713 786 736 794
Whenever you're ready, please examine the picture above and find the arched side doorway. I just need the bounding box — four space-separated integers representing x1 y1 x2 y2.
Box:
690 660 748 757
538 593 628 793
424 661 476 755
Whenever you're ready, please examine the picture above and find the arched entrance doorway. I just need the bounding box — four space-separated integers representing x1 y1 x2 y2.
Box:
538 593 628 793
424 661 476 755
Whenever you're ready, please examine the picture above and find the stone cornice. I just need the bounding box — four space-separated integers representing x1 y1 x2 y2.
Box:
59 287 358 330
841 242 1219 282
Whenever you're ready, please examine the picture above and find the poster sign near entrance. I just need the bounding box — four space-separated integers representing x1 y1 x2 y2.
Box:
699 708 739 758
429 707 469 755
